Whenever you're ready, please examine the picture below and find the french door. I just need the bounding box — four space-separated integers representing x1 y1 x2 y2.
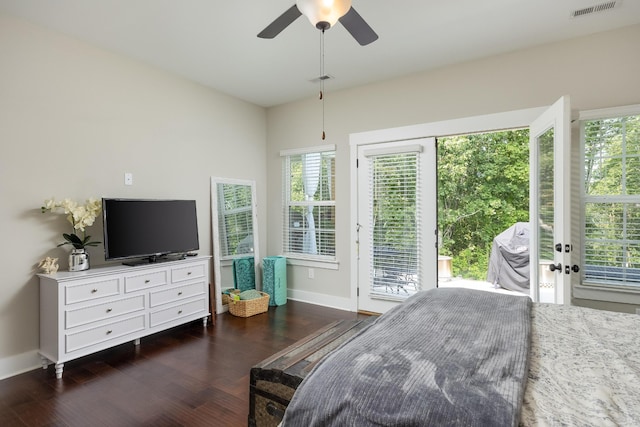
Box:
355 138 437 313
529 96 572 304
352 98 572 313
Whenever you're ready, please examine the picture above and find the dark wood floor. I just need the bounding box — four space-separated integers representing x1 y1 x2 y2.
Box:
0 301 365 427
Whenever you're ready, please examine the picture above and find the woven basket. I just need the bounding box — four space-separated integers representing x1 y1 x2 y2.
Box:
228 291 270 317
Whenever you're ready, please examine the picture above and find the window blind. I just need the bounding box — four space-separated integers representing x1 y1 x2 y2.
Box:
283 149 336 259
218 183 254 257
367 152 421 295
583 114 640 286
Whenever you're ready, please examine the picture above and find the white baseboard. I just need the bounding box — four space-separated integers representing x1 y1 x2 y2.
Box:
286 288 355 312
0 350 42 380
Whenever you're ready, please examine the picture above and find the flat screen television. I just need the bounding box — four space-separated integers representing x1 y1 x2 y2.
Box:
103 198 199 265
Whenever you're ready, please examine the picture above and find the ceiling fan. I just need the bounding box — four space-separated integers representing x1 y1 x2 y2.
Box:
258 0 378 46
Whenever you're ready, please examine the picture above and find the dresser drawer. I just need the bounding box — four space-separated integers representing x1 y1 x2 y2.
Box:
65 295 145 329
149 281 206 308
124 270 167 293
171 263 205 284
65 278 121 305
65 315 146 353
149 298 207 328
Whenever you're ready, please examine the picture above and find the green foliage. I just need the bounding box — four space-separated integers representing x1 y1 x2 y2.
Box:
453 246 490 280
438 130 530 280
585 115 640 196
371 154 418 255
59 233 101 249
583 115 640 269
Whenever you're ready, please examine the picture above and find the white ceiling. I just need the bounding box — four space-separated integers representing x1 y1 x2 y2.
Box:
1 0 639 107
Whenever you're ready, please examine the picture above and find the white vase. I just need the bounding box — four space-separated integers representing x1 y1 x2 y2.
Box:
69 248 90 272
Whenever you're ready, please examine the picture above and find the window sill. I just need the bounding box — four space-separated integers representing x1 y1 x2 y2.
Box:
574 283 640 305
284 256 340 270
221 256 340 270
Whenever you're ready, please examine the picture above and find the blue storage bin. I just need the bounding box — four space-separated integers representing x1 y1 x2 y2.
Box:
262 256 287 306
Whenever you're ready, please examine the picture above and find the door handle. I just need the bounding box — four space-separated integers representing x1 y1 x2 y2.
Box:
571 265 580 273
548 263 562 272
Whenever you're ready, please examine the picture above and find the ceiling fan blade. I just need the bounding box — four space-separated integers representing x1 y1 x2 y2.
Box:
339 7 378 46
258 4 302 39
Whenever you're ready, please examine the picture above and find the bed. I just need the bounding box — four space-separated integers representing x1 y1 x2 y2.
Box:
279 288 640 426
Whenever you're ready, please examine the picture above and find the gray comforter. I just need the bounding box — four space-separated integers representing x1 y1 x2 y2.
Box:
281 288 532 426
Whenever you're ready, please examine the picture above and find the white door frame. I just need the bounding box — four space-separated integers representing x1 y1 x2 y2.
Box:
349 107 547 312
355 138 437 314
529 96 572 304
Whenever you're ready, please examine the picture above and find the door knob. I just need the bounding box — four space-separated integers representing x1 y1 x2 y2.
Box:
571 265 580 273
548 263 562 272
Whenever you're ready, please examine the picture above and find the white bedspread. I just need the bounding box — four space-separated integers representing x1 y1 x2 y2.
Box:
521 304 640 426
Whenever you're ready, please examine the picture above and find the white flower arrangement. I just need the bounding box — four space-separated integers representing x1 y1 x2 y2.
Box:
41 198 102 249
38 256 59 274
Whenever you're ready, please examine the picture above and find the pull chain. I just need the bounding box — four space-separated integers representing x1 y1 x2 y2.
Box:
320 29 324 140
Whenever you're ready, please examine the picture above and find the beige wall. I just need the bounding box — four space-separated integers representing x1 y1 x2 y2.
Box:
2 10 639 379
266 24 640 307
0 13 267 377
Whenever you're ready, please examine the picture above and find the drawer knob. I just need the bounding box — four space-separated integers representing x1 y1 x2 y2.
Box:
178 310 183 315
106 330 113 335
178 291 183 296
145 279 150 284
91 289 98 293
187 271 192 275
106 308 113 313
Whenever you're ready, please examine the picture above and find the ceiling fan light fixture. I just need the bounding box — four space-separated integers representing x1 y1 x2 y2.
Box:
296 0 352 29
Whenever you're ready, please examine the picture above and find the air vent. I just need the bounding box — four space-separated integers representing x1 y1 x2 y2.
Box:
571 1 618 18
309 74 334 83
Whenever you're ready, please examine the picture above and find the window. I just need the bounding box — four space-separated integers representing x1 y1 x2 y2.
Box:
582 109 640 288
367 148 422 296
281 145 336 262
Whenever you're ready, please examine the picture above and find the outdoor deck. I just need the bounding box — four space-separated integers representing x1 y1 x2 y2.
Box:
372 269 556 303
438 277 555 303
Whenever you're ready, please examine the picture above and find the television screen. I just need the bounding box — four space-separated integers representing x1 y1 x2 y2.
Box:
103 198 199 263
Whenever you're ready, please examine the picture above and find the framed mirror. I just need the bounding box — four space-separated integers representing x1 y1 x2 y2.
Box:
211 177 260 314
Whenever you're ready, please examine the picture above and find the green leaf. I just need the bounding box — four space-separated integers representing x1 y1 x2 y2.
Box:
80 235 101 247
63 233 83 245
60 233 86 249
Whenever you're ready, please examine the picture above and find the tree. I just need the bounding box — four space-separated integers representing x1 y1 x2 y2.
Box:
584 115 640 270
438 129 530 280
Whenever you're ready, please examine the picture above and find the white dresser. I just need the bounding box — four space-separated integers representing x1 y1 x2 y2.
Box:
38 256 211 379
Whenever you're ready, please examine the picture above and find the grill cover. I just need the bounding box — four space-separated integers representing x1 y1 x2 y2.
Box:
487 222 530 292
